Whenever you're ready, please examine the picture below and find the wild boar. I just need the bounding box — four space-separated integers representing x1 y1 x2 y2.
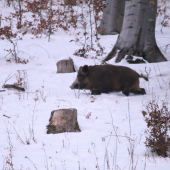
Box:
70 65 148 96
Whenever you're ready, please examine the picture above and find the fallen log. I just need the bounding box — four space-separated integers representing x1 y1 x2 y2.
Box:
3 84 25 91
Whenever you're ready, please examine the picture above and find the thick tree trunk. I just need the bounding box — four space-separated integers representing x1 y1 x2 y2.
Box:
99 0 125 35
104 0 167 63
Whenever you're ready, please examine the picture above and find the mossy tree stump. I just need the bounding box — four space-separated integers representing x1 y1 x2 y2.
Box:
57 58 75 73
47 108 81 134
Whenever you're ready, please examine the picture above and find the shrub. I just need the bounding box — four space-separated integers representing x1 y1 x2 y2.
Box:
142 94 170 157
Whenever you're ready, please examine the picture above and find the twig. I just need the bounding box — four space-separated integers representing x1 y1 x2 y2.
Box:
108 109 120 143
153 63 162 89
91 143 100 170
128 99 131 136
3 73 12 86
23 129 30 145
25 156 38 170
102 134 131 141
156 63 167 88
0 97 4 110
3 115 10 118
10 123 25 145
42 148 49 170
31 100 37 143
74 89 80 99
5 123 14 170
26 44 50 58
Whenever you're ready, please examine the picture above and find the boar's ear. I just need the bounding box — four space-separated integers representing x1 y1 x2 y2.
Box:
82 65 88 74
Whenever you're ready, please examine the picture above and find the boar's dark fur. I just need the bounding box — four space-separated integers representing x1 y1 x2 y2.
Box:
70 65 148 96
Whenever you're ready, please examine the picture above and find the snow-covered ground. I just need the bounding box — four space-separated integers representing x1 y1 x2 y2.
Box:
0 1 170 170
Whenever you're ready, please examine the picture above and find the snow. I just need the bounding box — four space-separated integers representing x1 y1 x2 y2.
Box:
0 1 170 170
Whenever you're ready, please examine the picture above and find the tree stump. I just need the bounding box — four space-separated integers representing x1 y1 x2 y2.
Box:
57 58 75 73
46 108 81 134
64 0 76 6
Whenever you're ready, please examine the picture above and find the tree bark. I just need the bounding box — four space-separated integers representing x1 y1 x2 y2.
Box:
99 0 125 35
105 0 167 63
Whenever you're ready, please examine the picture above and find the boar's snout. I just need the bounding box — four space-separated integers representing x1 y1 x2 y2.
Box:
70 78 87 90
70 79 79 89
70 83 79 89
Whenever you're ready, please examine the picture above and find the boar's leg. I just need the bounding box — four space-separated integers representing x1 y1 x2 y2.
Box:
122 87 129 96
91 90 101 95
130 88 146 95
140 88 146 94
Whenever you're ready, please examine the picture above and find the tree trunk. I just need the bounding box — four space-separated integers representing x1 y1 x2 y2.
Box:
48 0 53 42
18 0 22 28
99 0 125 35
104 0 167 63
64 0 76 6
